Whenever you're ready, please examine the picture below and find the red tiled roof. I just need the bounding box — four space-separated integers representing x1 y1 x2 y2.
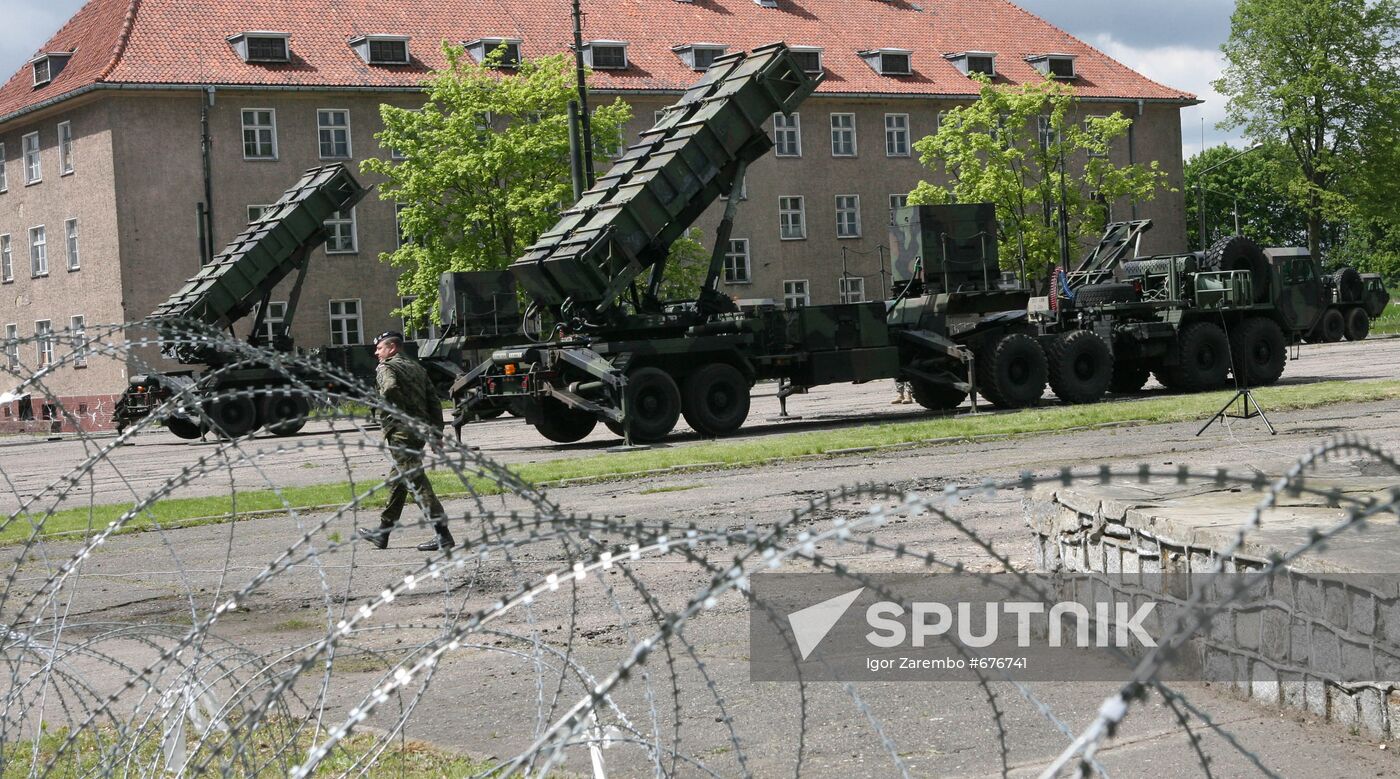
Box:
0 0 1196 122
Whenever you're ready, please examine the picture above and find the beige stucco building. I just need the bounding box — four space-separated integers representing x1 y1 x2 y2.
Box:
0 0 1194 430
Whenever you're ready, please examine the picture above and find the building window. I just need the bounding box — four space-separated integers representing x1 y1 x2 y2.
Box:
719 177 748 201
889 194 909 224
673 44 726 71
723 239 751 284
936 111 949 132
395 203 410 248
28 226 47 277
0 235 10 283
967 55 996 76
259 300 286 342
839 276 866 303
835 195 861 238
466 38 522 68
4 324 17 368
22 132 40 184
241 109 277 160
1028 54 1076 79
351 36 411 65
778 196 806 240
317 109 352 159
783 280 810 309
790 47 823 74
861 49 913 76
773 113 801 157
830 114 856 157
70 315 86 367
0 142 7 192
32 59 52 86
230 33 291 63
328 299 362 345
324 209 357 254
586 41 628 69
64 218 79 271
1038 115 1060 149
35 320 53 366
58 122 73 174
247 204 271 222
400 296 440 340
884 114 910 157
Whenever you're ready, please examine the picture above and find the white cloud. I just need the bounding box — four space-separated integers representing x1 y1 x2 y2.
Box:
1087 33 1247 159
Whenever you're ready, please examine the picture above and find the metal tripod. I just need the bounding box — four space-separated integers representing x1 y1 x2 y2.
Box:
1196 386 1276 437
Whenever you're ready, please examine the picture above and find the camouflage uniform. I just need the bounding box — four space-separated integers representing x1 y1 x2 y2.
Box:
376 354 450 536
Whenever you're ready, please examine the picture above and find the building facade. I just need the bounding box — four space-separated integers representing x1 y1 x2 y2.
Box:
0 0 1194 430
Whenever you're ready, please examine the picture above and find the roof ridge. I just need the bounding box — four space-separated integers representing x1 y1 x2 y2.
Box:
989 0 1196 101
96 0 142 82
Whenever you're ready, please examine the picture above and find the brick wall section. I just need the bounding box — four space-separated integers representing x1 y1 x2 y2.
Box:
0 392 122 433
1025 482 1400 740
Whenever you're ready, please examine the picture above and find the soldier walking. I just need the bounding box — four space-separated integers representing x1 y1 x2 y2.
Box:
358 332 456 552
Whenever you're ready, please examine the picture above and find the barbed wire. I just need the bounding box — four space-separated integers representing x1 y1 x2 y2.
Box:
0 321 1392 777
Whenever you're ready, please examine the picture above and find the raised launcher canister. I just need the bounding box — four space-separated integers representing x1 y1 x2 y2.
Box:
509 42 821 326
146 164 368 363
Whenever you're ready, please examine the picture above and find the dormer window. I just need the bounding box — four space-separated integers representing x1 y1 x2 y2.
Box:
30 53 72 87
789 47 824 75
946 51 997 78
1026 54 1077 79
673 44 727 71
584 40 629 69
466 38 523 68
228 32 291 64
859 49 912 76
349 35 411 66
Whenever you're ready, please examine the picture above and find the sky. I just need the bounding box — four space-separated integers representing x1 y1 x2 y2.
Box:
2 0 1244 158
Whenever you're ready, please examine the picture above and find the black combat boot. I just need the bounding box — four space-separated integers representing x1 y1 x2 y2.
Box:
416 522 456 552
357 518 395 550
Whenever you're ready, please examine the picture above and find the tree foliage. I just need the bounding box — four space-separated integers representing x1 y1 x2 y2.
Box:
1184 142 1307 249
363 46 631 326
1215 0 1400 256
908 78 1170 280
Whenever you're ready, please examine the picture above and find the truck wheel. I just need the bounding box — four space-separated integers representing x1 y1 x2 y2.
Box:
681 363 751 436
1074 282 1138 307
165 416 206 440
909 378 967 411
1230 317 1286 386
263 394 311 436
1333 267 1363 303
976 333 1047 408
207 396 259 438
1171 322 1231 391
1109 361 1150 393
1047 331 1113 404
533 398 597 443
624 367 681 443
1318 308 1345 343
1344 307 1370 341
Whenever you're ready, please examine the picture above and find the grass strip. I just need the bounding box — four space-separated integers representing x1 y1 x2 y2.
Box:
11 378 1399 545
1372 295 1399 335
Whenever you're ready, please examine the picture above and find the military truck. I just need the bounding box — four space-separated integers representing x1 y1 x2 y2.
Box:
451 44 1053 443
1301 259 1390 343
1029 228 1338 402
113 164 370 438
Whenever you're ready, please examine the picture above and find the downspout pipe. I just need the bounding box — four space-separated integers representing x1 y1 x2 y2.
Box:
200 86 216 265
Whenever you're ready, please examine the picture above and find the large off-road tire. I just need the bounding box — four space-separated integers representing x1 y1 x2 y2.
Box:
165 416 206 440
533 398 597 443
681 363 751 437
1168 321 1231 391
1202 235 1270 303
1229 317 1286 386
975 333 1048 408
909 377 967 411
1046 331 1113 404
1074 282 1138 307
206 396 260 438
1332 267 1364 303
1317 308 1346 343
262 393 311 436
1109 361 1151 393
624 366 682 443
1344 307 1370 342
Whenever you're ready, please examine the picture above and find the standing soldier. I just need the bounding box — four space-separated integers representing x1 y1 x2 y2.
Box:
358 332 456 552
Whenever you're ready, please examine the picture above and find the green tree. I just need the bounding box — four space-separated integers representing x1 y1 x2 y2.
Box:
657 228 710 302
908 78 1169 281
1215 0 1400 258
1184 142 1308 249
363 46 631 327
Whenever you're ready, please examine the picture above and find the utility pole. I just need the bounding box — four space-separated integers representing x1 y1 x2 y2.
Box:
571 0 595 188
